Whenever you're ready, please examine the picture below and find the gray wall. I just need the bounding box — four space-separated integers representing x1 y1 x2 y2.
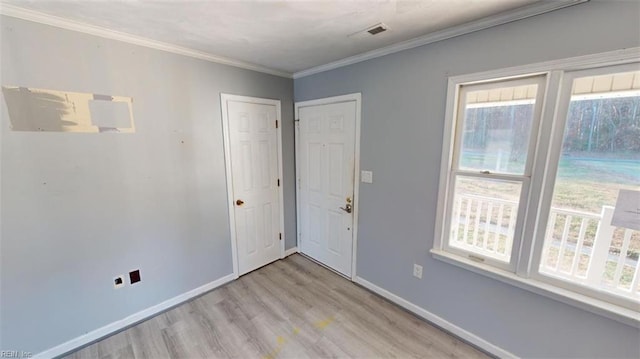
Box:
0 16 295 353
295 1 640 357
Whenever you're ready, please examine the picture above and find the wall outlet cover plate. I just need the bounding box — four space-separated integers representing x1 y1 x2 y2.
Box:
129 269 141 284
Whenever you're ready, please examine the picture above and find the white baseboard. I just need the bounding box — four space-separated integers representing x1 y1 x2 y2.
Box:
284 246 298 257
35 273 236 359
354 276 518 359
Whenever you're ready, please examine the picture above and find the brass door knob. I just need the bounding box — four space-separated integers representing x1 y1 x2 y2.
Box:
236 199 245 206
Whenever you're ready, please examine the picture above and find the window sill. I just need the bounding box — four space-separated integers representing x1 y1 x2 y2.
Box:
430 249 640 328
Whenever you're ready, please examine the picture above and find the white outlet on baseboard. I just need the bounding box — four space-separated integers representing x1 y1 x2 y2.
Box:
413 264 423 279
114 275 125 289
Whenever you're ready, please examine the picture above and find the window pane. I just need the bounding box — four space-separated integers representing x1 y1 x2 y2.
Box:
449 176 522 262
539 70 640 303
459 83 537 175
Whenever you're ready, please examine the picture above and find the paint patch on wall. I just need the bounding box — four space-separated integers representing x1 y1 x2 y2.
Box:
1 86 135 133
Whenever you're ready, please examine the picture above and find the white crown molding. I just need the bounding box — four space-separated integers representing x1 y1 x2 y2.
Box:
293 0 589 79
0 1 589 81
448 46 640 85
0 3 292 79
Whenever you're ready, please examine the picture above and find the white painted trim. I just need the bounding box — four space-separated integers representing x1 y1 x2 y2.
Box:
284 246 299 257
220 95 240 279
433 76 460 254
295 93 362 109
275 101 286 261
447 47 640 85
354 276 519 359
351 94 362 280
34 273 235 359
516 70 564 278
294 111 302 264
220 94 285 278
0 4 291 79
293 0 587 79
294 93 362 280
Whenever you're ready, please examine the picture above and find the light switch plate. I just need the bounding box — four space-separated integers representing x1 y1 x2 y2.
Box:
361 170 373 183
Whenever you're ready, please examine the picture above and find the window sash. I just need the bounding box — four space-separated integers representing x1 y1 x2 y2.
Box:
442 75 547 271
443 173 529 271
529 62 640 311
453 75 547 176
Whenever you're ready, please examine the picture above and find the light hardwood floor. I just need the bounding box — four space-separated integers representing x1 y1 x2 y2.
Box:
66 254 490 359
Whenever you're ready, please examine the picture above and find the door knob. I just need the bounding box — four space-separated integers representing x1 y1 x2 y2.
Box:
340 203 352 214
236 199 245 206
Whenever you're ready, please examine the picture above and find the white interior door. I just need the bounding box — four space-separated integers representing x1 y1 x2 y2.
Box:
223 95 283 276
297 99 357 277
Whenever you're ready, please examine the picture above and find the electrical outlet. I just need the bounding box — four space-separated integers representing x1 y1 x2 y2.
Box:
413 264 423 279
114 275 125 289
129 269 141 285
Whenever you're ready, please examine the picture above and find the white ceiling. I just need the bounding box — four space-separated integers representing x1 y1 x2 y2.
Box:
1 1 581 77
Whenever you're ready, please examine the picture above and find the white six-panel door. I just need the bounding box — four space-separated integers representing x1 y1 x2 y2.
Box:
298 100 357 277
222 95 283 276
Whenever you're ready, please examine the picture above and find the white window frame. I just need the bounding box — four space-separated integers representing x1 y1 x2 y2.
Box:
529 62 640 310
443 75 548 272
432 47 640 326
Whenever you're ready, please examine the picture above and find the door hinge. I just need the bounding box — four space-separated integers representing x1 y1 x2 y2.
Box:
277 178 280 187
279 233 282 240
275 120 279 128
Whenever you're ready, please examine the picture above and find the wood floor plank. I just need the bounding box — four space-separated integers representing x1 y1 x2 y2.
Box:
215 299 275 357
192 297 263 358
309 335 351 359
101 344 135 359
240 275 331 357
65 342 99 359
64 254 490 359
127 319 172 359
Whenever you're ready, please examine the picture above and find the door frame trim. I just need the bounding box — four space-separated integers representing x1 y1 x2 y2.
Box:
220 93 285 279
294 93 362 280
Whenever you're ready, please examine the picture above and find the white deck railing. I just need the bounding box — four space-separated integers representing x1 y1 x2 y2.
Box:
451 195 640 300
450 194 517 262
541 205 639 299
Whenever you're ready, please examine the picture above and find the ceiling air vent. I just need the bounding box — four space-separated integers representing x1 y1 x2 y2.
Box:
367 23 388 35
348 23 391 39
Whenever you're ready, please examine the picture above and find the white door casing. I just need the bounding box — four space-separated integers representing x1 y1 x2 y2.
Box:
295 94 361 278
221 94 285 277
